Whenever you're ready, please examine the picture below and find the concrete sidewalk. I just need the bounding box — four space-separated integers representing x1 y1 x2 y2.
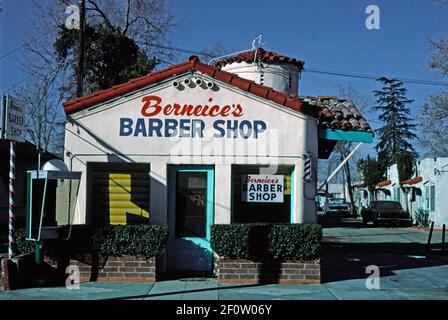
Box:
2 221 447 300
1 269 448 300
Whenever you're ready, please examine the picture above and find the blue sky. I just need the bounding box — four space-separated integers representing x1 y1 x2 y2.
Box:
1 0 448 158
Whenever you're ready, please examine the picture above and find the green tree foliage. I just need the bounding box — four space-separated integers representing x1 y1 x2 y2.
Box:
357 156 387 195
54 24 157 93
396 152 415 184
373 77 418 165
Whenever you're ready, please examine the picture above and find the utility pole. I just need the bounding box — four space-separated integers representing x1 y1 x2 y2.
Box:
76 0 86 97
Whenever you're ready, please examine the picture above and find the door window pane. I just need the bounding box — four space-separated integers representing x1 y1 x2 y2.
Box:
175 172 207 237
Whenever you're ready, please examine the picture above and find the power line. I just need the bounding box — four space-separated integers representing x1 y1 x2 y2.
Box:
304 68 448 86
140 42 216 58
3 75 33 93
4 42 448 92
0 29 56 60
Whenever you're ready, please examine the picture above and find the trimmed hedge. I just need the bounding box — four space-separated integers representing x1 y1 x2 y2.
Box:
15 229 35 255
269 224 322 261
93 224 168 257
211 223 322 261
15 224 168 258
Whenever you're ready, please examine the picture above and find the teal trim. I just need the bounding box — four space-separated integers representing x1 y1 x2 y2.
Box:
176 166 214 253
290 168 295 223
319 128 373 143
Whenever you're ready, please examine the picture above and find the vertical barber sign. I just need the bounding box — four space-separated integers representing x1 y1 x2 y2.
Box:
1 95 26 258
1 95 26 142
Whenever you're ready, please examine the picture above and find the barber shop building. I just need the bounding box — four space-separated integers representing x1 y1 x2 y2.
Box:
63 49 373 273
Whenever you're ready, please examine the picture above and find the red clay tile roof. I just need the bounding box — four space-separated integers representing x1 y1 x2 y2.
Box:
63 56 372 135
214 48 304 69
302 96 373 132
401 176 423 185
63 56 315 116
376 179 392 188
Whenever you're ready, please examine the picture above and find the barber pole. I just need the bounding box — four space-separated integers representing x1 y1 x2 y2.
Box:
9 140 15 258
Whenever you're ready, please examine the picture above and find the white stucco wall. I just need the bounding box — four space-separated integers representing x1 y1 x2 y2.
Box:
64 71 319 226
221 61 300 96
380 158 448 227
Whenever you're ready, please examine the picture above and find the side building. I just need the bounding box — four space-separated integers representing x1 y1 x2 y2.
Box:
374 158 448 228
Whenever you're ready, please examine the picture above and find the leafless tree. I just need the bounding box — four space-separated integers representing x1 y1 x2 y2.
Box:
422 6 448 157
16 0 176 156
420 91 448 157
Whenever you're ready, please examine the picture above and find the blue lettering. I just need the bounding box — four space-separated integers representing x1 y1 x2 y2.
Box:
254 120 267 138
165 119 178 137
192 120 205 138
134 118 147 137
213 120 225 138
226 120 238 138
239 120 253 139
179 119 190 137
119 118 133 136
148 119 163 137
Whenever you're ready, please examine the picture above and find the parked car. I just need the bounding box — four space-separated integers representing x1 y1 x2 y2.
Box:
361 201 412 226
323 198 352 216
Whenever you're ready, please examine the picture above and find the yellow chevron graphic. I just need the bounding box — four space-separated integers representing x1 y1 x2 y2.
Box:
108 173 149 224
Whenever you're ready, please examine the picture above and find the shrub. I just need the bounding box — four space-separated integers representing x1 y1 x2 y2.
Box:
15 229 35 255
93 224 168 258
269 224 322 261
210 223 271 260
15 224 168 258
414 208 431 228
211 223 322 261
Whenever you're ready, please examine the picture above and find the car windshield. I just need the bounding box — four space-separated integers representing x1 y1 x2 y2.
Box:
374 201 402 209
328 199 346 204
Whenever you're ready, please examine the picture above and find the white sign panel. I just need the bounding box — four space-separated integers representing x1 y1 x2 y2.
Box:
3 95 26 142
241 174 284 203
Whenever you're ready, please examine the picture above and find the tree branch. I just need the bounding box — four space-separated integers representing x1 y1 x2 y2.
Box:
86 0 114 29
123 0 132 35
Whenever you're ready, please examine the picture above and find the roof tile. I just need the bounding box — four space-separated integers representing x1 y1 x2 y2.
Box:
376 179 392 188
302 96 373 133
63 56 371 134
401 176 423 185
215 48 304 69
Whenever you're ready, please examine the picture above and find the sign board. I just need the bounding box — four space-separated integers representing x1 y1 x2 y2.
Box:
241 174 284 203
1 95 26 142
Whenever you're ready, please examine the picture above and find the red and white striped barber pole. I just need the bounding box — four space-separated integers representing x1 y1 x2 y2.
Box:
8 141 16 258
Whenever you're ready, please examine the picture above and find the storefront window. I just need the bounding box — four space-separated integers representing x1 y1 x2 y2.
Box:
231 165 292 223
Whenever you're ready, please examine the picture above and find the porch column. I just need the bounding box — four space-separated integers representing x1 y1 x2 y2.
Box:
293 161 317 224
214 164 232 224
149 161 168 226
